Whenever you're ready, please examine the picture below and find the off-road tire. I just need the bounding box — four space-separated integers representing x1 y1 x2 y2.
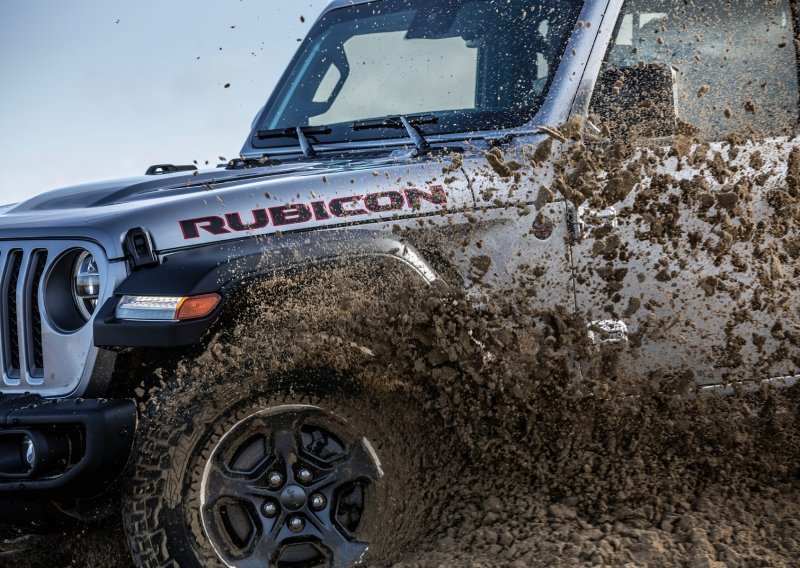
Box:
122 372 422 567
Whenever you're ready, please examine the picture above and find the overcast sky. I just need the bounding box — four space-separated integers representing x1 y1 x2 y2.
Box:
0 0 329 204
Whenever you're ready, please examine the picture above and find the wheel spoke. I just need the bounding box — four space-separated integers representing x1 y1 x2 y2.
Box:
231 511 286 568
273 428 300 462
304 517 370 568
343 440 381 481
313 439 380 493
204 458 264 507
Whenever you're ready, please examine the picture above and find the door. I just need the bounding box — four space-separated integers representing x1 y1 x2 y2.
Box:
459 140 575 314
571 0 800 388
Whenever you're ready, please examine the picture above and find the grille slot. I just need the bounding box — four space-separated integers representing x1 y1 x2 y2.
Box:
3 251 22 378
28 251 48 376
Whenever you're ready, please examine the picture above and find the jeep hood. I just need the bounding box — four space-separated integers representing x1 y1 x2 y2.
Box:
0 152 471 261
6 161 344 212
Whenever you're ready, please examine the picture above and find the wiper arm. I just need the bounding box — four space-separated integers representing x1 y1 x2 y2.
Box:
294 127 317 158
352 114 438 153
399 116 431 153
255 126 332 158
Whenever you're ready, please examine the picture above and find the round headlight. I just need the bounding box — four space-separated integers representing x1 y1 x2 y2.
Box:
72 251 100 320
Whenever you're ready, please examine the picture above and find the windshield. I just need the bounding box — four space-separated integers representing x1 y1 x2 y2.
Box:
253 0 582 150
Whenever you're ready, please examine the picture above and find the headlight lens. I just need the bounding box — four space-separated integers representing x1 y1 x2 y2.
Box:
72 251 100 320
116 293 221 321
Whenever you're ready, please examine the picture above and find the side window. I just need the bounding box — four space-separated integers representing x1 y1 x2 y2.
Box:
591 0 799 139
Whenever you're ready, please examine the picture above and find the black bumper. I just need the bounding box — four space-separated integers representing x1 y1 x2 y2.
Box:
0 394 136 498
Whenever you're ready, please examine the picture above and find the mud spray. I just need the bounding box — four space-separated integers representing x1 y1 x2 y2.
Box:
185 121 800 567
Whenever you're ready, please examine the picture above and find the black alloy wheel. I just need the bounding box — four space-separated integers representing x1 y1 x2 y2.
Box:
201 406 381 568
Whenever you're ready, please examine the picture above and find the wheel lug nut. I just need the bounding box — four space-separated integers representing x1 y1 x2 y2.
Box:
297 468 313 483
268 471 284 488
261 500 279 518
310 493 327 511
287 516 305 533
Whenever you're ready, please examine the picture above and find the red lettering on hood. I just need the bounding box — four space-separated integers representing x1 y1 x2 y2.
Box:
178 184 448 239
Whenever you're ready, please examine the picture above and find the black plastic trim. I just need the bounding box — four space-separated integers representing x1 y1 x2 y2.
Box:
145 164 198 175
94 230 438 348
0 394 136 497
93 296 223 348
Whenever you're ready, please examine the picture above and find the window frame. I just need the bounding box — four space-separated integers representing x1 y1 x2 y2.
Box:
582 0 800 141
250 0 582 152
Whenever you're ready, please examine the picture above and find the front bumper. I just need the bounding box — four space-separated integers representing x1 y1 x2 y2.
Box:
0 394 136 498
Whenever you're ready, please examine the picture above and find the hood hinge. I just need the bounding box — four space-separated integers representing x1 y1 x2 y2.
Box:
567 204 618 242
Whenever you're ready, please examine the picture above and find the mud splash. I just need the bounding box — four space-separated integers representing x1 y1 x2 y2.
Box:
4 2 800 566
7 129 800 567
17 125 800 567
162 251 799 567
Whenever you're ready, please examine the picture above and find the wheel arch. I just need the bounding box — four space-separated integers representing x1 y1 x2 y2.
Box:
94 229 441 350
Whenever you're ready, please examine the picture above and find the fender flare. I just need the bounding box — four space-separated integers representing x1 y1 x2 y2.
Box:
94 229 439 348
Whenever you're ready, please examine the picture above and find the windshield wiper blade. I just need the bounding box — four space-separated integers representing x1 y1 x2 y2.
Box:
255 126 332 158
352 114 438 153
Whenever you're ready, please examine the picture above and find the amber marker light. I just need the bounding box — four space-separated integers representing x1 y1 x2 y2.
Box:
116 293 221 321
176 293 222 321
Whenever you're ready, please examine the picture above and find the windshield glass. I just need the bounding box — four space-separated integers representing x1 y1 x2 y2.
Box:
253 0 582 150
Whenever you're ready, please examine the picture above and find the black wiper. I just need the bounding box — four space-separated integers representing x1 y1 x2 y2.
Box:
255 126 332 158
352 114 438 153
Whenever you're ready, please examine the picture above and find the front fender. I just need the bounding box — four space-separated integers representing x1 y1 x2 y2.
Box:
94 229 439 348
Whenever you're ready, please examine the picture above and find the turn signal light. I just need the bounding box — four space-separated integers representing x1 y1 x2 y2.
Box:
176 293 221 321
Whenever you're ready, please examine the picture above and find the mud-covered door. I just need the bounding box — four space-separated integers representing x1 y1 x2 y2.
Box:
458 140 576 316
571 0 800 387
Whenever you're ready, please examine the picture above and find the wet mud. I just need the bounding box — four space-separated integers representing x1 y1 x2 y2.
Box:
148 259 800 565
158 283 799 568
163 108 800 566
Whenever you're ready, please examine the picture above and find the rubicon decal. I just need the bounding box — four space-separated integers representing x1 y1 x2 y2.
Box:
179 185 447 239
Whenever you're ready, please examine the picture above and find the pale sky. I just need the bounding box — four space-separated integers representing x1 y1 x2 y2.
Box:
0 0 330 205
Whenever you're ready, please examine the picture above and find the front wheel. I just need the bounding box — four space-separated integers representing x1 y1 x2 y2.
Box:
123 374 412 568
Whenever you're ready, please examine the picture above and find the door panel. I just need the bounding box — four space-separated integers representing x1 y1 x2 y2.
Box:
572 0 800 387
571 139 800 386
458 143 576 315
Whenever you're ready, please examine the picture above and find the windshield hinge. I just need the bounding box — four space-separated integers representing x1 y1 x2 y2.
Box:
587 320 628 349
